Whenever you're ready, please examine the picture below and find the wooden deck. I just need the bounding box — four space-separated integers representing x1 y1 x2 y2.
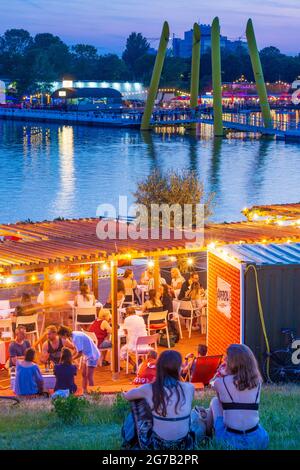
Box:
0 328 206 394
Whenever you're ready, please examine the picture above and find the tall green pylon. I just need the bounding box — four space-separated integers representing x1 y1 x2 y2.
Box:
141 21 169 131
246 19 272 128
190 23 201 109
211 17 223 137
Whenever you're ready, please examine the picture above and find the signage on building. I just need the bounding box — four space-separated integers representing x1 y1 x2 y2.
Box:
217 277 231 319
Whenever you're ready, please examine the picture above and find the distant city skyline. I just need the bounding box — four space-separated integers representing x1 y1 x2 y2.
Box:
1 0 300 55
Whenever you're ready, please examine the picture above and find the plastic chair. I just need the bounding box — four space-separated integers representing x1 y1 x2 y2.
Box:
16 314 39 343
0 318 13 339
189 355 223 385
74 307 97 330
147 310 170 348
178 300 202 338
126 334 159 375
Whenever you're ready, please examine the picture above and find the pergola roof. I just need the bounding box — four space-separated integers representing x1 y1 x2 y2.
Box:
0 215 300 270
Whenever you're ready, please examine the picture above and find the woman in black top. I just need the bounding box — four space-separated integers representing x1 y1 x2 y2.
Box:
54 348 77 394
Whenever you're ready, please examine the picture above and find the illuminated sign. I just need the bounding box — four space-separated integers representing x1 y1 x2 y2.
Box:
58 91 67 97
217 277 231 319
62 80 73 88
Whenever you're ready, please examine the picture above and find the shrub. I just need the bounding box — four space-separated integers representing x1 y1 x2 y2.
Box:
111 393 130 422
53 395 88 424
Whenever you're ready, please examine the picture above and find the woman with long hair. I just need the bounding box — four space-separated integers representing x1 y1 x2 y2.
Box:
142 289 163 313
54 347 77 394
123 350 195 450
207 344 269 449
74 283 95 307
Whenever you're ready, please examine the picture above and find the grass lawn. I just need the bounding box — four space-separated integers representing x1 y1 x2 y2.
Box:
0 384 299 450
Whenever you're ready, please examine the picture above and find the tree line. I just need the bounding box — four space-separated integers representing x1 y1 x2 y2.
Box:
0 28 300 97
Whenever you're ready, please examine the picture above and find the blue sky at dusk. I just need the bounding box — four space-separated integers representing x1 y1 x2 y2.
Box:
1 0 300 54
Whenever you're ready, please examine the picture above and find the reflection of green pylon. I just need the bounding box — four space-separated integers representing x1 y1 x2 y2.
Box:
246 19 272 128
141 21 169 131
211 17 223 137
190 23 201 108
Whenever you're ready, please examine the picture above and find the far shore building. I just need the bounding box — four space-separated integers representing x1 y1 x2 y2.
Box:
51 87 123 111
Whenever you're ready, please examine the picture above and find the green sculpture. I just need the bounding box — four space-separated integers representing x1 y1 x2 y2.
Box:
141 21 169 131
246 19 272 128
211 17 223 136
190 23 201 109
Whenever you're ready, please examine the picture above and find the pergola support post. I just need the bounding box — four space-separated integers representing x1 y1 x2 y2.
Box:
153 257 160 291
110 259 119 380
91 264 99 300
211 17 224 137
43 267 50 304
246 19 272 128
141 21 169 131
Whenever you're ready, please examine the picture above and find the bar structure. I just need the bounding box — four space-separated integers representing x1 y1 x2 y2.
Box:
190 23 201 110
141 21 170 131
246 19 272 129
1 210 300 375
211 17 224 137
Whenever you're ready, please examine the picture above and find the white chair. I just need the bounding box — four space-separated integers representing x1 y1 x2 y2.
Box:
178 300 202 339
16 314 40 343
0 300 10 310
147 310 170 348
74 307 97 330
123 292 135 307
0 318 13 339
125 333 159 375
83 330 112 370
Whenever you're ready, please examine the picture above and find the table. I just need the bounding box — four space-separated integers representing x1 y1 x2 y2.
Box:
136 285 148 304
10 370 56 391
0 308 15 319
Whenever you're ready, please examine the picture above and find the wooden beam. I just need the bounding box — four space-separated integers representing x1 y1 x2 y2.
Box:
110 259 119 380
43 267 50 304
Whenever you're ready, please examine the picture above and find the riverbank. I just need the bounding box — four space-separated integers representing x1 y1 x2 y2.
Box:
0 385 299 450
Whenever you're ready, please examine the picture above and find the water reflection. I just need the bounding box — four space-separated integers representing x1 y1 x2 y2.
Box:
53 126 75 216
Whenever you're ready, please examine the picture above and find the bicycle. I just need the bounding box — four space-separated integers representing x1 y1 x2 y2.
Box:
263 328 300 383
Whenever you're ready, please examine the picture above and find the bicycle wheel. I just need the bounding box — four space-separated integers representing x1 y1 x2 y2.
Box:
263 350 293 383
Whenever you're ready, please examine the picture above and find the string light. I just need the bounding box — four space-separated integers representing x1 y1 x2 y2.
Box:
169 256 177 262
102 263 109 271
147 260 155 268
54 272 63 281
187 258 194 266
5 277 13 285
207 242 217 250
30 275 37 282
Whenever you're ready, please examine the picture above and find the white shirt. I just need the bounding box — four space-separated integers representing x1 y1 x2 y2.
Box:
37 291 45 305
124 314 147 350
148 277 166 290
75 294 95 307
72 331 100 361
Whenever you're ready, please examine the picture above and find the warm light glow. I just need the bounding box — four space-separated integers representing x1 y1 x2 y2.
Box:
187 258 194 266
54 272 63 281
169 256 177 262
147 260 155 268
80 270 85 276
207 242 217 250
102 263 109 271
5 277 13 284
30 275 37 282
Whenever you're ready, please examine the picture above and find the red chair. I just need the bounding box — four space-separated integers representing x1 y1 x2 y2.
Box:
189 355 223 385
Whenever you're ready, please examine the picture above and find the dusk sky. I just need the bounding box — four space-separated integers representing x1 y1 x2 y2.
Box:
1 0 300 54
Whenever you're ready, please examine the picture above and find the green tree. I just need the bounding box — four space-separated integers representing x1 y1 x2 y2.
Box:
97 54 130 80
122 32 150 79
71 44 98 79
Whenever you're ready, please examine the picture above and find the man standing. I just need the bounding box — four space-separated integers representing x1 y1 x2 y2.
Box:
57 326 100 393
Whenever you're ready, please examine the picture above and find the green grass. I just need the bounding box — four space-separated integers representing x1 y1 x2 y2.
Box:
0 385 299 450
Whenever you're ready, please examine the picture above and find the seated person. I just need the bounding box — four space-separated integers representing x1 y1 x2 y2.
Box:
40 325 65 366
140 268 153 286
74 283 96 307
147 271 166 291
181 344 208 380
123 269 138 304
9 326 31 368
13 348 44 396
178 272 199 300
206 344 269 450
120 307 148 372
54 347 77 394
133 350 157 385
105 279 125 308
142 289 163 313
89 308 112 366
123 350 195 450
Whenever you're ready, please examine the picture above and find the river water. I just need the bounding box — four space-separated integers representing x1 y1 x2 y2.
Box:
0 119 299 224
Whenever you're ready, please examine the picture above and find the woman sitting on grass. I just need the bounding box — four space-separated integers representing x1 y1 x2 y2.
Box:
123 350 195 450
207 344 269 450
14 348 44 397
54 347 77 394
